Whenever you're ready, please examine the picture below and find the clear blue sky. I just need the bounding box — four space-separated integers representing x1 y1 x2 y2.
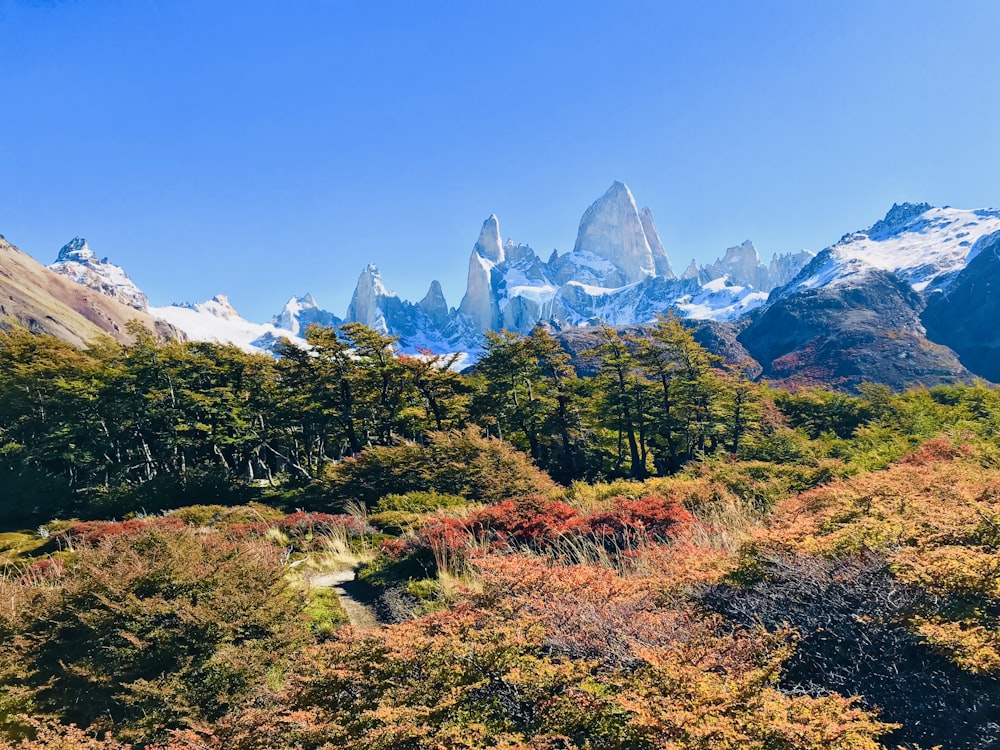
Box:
2 0 999 321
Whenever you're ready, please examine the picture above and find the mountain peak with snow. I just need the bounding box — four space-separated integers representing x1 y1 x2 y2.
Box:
271 293 341 336
775 203 1000 301
472 214 504 264
56 237 96 263
459 216 505 333
572 181 661 285
868 202 934 238
346 264 393 331
151 295 302 355
49 237 149 310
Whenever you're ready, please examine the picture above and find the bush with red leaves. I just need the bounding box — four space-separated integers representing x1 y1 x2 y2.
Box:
59 517 186 546
900 437 975 466
384 495 694 565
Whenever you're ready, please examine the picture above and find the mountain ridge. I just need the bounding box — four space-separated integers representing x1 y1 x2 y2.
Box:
24 182 1000 391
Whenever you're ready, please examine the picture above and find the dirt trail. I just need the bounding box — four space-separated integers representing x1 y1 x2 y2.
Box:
311 569 379 629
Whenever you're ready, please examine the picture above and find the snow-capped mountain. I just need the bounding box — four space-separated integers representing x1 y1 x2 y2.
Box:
775 203 1000 300
36 185 1000 390
324 182 814 352
737 202 1000 391
151 295 303 354
49 238 149 310
271 293 342 336
699 240 813 293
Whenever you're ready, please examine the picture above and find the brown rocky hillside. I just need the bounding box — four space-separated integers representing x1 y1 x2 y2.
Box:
0 235 179 346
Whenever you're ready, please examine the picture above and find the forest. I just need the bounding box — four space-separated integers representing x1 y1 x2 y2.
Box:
1 317 999 749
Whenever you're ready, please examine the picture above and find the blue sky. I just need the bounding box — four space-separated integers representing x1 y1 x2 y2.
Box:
2 0 999 321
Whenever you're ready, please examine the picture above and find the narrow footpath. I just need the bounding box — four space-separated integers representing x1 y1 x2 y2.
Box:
311 569 379 629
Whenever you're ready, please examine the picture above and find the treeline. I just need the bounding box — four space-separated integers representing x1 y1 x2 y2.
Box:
2 315 998 525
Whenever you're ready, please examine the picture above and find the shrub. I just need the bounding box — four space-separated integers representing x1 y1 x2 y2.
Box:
0 525 306 745
705 551 1000 750
324 427 558 507
374 490 468 513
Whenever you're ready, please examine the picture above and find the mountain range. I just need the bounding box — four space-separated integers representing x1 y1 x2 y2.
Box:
4 182 1000 392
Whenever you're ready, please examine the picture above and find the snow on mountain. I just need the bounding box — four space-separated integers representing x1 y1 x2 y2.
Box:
151 295 302 354
346 264 393 332
673 277 770 322
571 180 670 285
329 181 813 354
49 238 149 310
701 240 815 293
341 264 481 355
458 215 504 333
779 203 1000 299
271 293 341 336
61 185 994 374
769 249 815 288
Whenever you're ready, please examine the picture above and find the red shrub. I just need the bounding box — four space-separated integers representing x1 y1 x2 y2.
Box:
390 495 694 567
20 556 65 581
468 496 585 547
586 495 694 544
900 438 975 466
60 517 186 546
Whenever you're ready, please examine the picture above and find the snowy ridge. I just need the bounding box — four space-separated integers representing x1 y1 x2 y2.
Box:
49 238 149 310
780 204 1000 298
151 296 303 355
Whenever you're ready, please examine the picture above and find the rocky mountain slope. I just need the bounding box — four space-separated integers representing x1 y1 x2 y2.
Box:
732 203 1000 391
0 235 176 347
923 230 1000 381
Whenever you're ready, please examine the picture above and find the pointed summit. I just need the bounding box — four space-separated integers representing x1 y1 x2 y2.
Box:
682 259 700 280
638 206 675 279
572 181 658 284
474 214 504 264
271 293 341 335
418 279 450 328
346 264 391 331
56 237 96 263
459 216 504 333
49 237 149 310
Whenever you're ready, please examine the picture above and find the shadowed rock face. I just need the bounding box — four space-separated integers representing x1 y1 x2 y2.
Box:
738 267 970 393
923 233 1000 382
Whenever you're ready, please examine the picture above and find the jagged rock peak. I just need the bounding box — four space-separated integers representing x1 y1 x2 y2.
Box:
682 259 700 280
573 181 658 284
418 279 450 326
474 214 504 264
639 206 675 279
421 279 446 303
346 264 392 331
356 263 390 294
868 202 933 237
57 237 96 262
720 239 760 267
271 292 341 335
49 236 149 311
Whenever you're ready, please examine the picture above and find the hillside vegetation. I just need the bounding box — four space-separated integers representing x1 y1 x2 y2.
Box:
1 319 1000 748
